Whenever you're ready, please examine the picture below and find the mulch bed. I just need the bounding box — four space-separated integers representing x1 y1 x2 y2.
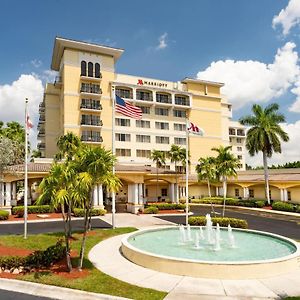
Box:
157 210 186 214
7 213 62 222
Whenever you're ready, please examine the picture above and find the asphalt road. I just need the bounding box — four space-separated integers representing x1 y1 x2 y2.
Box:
156 205 300 240
0 218 111 235
0 289 53 300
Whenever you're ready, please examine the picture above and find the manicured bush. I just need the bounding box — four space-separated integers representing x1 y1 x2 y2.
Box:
145 203 186 210
73 208 106 217
0 241 65 271
188 216 248 229
12 205 54 217
272 201 295 212
255 200 266 208
0 210 9 220
143 206 159 214
296 205 300 213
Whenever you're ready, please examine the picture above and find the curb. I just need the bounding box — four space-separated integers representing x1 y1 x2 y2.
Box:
0 278 130 300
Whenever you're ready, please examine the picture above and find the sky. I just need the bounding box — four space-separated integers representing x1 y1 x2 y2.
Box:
0 0 300 166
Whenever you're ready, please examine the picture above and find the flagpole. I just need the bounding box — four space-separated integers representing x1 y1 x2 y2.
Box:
185 118 189 226
111 85 116 229
24 98 29 239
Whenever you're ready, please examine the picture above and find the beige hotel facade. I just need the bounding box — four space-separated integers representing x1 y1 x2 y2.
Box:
1 37 299 213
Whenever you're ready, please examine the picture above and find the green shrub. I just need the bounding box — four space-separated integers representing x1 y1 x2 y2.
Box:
73 208 106 217
143 206 159 214
0 210 9 220
272 201 295 212
296 205 300 213
0 241 65 271
145 203 186 210
255 200 265 208
188 216 248 229
12 205 54 217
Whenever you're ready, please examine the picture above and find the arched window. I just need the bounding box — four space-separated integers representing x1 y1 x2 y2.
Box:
81 61 87 76
95 63 101 78
88 62 93 77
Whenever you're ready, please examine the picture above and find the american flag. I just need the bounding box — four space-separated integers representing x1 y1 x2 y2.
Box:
188 121 204 136
115 95 142 120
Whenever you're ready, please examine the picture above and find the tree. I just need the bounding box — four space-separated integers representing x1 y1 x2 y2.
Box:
239 103 289 204
150 150 166 201
212 146 240 217
30 149 42 162
196 156 217 215
55 132 81 161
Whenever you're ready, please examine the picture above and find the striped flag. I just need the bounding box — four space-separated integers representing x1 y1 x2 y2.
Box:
26 113 33 129
115 95 142 120
188 121 204 136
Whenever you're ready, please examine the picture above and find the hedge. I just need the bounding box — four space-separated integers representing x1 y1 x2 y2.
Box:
0 240 65 272
188 198 267 208
272 201 296 212
145 203 187 210
143 206 159 214
0 210 9 220
73 208 106 217
188 216 248 229
12 205 54 217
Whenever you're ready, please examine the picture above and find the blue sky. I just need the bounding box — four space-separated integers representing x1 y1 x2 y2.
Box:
1 0 300 165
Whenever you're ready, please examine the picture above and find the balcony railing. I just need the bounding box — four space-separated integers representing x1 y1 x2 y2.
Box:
81 120 103 127
38 130 45 137
80 103 102 110
81 72 102 79
81 136 103 143
54 76 62 85
156 98 172 104
39 117 45 123
37 143 45 150
80 84 102 94
237 130 245 136
175 98 190 106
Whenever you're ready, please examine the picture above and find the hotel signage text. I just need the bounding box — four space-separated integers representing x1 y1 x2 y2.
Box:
137 79 168 88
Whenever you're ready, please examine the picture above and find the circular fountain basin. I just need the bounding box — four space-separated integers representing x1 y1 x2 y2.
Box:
121 226 300 279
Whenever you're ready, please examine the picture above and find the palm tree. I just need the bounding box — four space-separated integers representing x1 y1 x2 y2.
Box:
73 146 121 270
239 103 289 204
55 132 81 161
150 150 166 202
196 156 217 215
212 146 240 217
30 149 42 162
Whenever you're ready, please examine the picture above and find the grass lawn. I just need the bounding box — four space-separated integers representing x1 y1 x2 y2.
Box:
1 227 167 300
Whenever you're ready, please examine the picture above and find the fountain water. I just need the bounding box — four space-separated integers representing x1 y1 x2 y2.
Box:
228 224 236 248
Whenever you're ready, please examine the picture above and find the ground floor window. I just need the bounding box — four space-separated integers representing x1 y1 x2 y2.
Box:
288 191 291 201
235 188 239 197
161 188 168 197
249 189 254 198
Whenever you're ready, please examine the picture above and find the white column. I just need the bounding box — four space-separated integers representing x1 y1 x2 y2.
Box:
0 182 4 206
169 183 175 203
128 184 139 205
243 187 249 198
12 182 17 201
134 183 139 205
93 186 98 206
174 183 179 203
283 189 288 202
138 183 143 204
5 182 11 206
97 184 104 207
216 186 219 196
280 189 284 201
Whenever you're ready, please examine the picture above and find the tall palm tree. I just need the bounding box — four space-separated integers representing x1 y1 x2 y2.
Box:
55 132 81 161
212 146 240 217
150 150 166 202
196 156 217 215
168 144 184 203
239 103 289 204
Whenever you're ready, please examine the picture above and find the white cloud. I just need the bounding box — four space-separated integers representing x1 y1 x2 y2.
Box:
156 32 168 50
197 42 300 110
246 121 300 166
0 74 44 149
273 0 300 36
30 59 42 68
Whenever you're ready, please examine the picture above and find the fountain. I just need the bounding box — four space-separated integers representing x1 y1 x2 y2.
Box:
122 215 300 279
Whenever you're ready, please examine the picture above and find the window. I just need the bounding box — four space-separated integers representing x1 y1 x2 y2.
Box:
116 88 133 99
136 149 151 158
88 62 93 77
173 109 186 118
288 191 291 201
156 136 169 144
249 189 254 198
176 165 185 173
81 130 102 142
237 146 242 151
136 120 150 128
156 93 171 104
81 99 101 110
136 90 152 101
116 148 131 157
237 129 245 136
95 63 101 78
136 106 150 114
81 115 102 126
136 135 151 143
161 188 168 197
229 128 235 135
115 133 131 142
174 123 186 131
115 118 130 127
175 95 190 106
80 83 101 94
235 189 239 197
81 61 87 76
145 188 148 197
237 138 242 143
155 107 169 116
229 137 233 143
238 155 242 160
155 122 169 130
269 190 272 199
174 137 186 145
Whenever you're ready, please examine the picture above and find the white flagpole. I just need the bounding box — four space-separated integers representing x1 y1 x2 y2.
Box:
185 118 189 226
111 85 116 229
24 98 29 239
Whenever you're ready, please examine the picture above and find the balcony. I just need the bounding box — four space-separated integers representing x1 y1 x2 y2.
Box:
38 130 45 137
39 116 45 123
80 103 102 111
80 83 102 96
54 76 62 86
156 93 172 104
81 120 103 127
237 130 245 136
229 129 236 136
175 96 190 106
37 143 45 150
81 136 103 143
80 72 102 82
